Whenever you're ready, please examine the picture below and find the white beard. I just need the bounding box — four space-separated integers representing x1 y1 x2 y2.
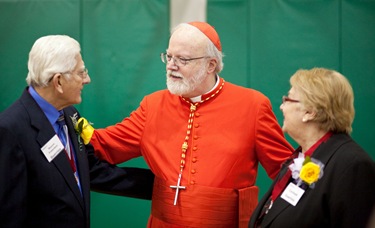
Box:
166 67 207 96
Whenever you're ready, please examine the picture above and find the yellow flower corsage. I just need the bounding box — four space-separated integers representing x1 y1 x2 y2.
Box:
299 161 321 185
289 154 324 188
74 117 94 145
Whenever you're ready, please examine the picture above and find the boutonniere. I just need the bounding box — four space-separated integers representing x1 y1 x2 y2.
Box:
70 113 79 127
289 153 324 188
70 113 94 146
74 117 94 145
70 113 84 151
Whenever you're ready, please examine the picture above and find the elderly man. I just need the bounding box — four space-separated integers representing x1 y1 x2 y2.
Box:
0 35 154 228
89 22 294 227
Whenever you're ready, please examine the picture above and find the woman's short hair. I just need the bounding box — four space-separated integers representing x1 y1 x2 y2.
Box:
26 35 81 87
290 67 355 134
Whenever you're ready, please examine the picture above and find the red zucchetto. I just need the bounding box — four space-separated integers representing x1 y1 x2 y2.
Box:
188 21 222 52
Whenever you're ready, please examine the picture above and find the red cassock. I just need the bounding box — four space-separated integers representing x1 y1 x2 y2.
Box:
91 77 293 228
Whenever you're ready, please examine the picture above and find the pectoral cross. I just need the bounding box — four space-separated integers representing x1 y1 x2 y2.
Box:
170 173 186 205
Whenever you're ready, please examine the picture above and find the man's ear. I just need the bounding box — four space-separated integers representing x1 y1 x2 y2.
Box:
51 73 64 93
207 58 217 74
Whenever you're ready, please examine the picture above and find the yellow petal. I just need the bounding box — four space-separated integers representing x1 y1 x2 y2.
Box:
300 162 320 185
77 117 94 145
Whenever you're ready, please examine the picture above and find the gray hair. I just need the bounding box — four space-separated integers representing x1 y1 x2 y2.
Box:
172 23 224 73
26 35 81 87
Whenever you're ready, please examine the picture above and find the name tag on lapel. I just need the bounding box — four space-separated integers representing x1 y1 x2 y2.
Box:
280 183 305 206
41 134 64 162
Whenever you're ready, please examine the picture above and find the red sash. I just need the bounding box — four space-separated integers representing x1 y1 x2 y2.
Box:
151 177 258 227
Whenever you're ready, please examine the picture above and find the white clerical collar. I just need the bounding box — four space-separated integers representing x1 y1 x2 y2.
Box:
190 75 220 103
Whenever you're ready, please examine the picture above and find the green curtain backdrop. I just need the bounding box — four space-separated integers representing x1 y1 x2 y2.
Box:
1 0 374 227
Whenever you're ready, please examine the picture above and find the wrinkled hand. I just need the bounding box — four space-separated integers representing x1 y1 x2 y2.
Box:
74 117 94 145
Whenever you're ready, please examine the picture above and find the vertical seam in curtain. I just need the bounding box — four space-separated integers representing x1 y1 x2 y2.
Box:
79 0 84 44
339 0 343 72
79 0 85 111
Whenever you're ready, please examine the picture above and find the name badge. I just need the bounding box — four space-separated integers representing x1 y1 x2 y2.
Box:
280 182 305 206
41 134 64 162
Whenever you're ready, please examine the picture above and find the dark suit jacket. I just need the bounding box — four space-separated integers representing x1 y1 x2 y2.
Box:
0 88 154 228
249 133 375 228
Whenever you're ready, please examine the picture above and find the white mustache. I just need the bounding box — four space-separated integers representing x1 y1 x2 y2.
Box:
167 70 183 78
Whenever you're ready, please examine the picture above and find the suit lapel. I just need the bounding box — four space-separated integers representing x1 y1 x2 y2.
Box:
63 109 90 209
260 134 350 227
260 163 294 226
312 133 350 167
21 90 85 209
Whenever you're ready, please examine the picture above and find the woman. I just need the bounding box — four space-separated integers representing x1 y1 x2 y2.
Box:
249 68 375 228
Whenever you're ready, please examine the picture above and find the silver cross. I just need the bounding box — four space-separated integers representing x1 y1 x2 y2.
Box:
170 173 186 205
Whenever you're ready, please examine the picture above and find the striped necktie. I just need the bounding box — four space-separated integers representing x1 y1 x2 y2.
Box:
56 114 75 172
56 113 82 195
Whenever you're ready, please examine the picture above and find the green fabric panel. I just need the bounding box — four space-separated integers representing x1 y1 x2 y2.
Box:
208 0 375 200
0 0 80 109
341 0 375 159
81 1 168 227
208 0 249 87
81 0 169 127
248 0 340 106
0 1 168 227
